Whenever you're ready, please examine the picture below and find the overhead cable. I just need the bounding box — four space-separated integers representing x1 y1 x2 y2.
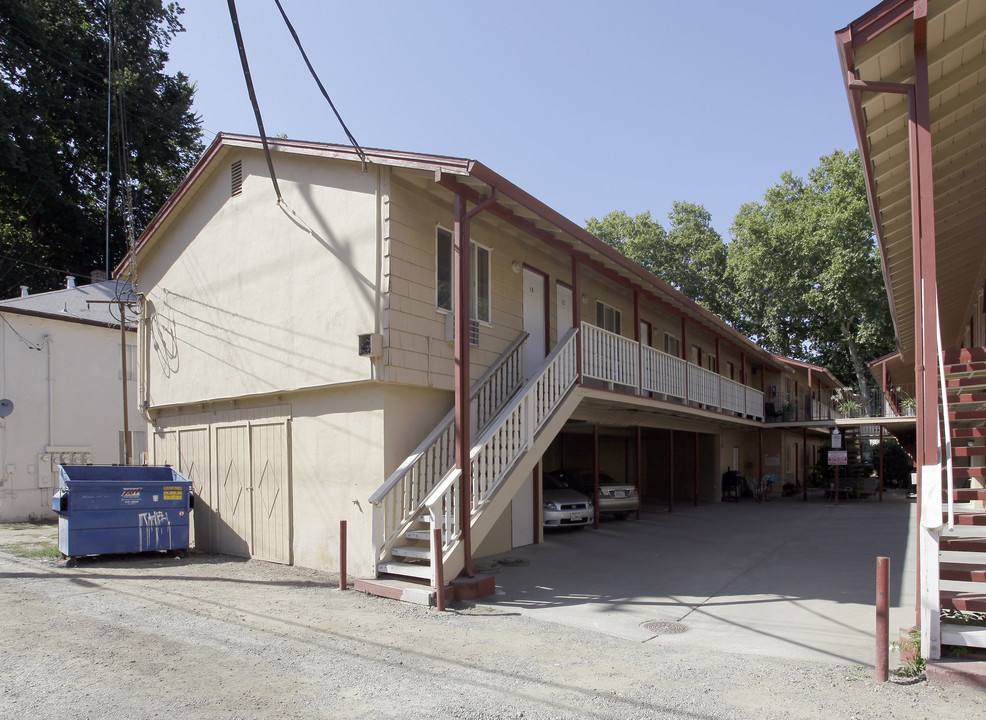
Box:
272 0 368 171
226 0 282 203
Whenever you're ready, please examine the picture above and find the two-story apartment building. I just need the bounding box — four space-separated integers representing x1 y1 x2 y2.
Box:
130 134 857 596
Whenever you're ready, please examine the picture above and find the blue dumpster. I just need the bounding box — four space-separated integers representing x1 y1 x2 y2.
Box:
51 465 194 563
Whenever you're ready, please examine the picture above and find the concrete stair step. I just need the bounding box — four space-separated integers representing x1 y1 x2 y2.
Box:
946 376 986 389
953 512 986 526
391 545 431 560
941 536 986 553
377 561 432 580
943 347 986 365
946 393 986 405
954 466 986 479
953 427 986 438
941 591 986 613
952 446 986 456
948 410 986 421
939 624 986 652
954 489 986 502
943 360 986 376
354 576 447 607
941 563 986 582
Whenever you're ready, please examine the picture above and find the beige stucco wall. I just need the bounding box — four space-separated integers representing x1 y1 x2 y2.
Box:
139 150 382 408
0 313 139 521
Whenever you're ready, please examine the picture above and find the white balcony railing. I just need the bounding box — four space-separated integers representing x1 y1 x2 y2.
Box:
580 322 764 420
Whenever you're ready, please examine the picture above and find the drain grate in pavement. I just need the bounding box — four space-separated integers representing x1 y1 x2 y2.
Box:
641 620 688 635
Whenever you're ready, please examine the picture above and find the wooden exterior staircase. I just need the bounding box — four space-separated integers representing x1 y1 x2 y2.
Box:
938 347 986 652
361 329 581 605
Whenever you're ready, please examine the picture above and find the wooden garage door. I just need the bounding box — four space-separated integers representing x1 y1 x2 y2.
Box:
214 420 290 564
249 421 289 563
153 407 291 564
216 424 252 558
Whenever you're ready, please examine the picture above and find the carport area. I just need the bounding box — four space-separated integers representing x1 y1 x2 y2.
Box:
477 492 917 666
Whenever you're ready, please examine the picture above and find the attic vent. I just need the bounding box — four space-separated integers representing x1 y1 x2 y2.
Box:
231 160 243 197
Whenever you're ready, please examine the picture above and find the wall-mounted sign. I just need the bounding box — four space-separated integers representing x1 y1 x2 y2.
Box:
828 450 848 466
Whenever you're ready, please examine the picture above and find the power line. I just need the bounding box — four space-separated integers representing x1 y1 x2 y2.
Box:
272 0 367 170
227 0 282 203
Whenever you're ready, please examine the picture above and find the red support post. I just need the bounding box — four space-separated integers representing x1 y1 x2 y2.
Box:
434 528 446 612
339 520 347 591
593 424 600 529
694 432 699 507
453 193 474 577
876 556 890 682
636 426 643 520
669 429 675 514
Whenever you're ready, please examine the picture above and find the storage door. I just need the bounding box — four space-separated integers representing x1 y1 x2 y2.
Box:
216 424 252 558
250 421 290 564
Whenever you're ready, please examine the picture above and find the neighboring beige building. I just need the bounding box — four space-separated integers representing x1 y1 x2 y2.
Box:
131 134 862 593
0 278 140 522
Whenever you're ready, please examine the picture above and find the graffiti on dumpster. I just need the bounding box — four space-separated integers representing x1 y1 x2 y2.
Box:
138 510 172 550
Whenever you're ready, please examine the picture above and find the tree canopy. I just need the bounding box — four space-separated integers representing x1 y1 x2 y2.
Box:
727 149 894 390
584 149 894 390
0 0 202 297
586 201 731 318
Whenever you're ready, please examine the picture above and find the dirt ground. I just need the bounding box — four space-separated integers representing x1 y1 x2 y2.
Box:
0 522 982 719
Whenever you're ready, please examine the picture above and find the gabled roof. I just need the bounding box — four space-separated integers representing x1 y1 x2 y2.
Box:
0 281 137 330
127 133 785 369
770 353 844 388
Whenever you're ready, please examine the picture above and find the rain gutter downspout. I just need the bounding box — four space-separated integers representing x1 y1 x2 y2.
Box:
45 335 54 447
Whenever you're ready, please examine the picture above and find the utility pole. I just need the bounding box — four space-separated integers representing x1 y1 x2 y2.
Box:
90 297 135 465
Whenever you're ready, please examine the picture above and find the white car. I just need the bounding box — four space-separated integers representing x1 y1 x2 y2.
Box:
542 474 593 528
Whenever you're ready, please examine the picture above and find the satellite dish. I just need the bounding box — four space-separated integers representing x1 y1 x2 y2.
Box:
0 399 12 418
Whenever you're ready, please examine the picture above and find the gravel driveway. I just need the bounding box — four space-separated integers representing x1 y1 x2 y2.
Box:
0 523 981 719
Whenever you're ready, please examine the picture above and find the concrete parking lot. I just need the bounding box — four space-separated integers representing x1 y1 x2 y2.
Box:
477 491 918 666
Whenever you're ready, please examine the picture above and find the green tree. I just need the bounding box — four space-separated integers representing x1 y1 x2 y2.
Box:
727 149 894 393
0 0 201 297
665 201 730 318
586 203 730 316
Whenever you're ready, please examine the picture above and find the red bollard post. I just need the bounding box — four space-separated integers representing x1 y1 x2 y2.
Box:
876 556 889 682
339 520 347 591
433 528 446 612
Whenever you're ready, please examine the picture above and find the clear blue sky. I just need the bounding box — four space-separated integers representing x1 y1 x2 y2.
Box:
164 0 873 240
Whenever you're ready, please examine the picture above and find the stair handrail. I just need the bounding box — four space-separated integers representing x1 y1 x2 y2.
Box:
935 306 954 530
423 327 580 562
369 331 528 554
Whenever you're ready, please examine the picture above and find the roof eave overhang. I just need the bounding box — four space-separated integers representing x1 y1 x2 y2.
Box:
836 5 916 357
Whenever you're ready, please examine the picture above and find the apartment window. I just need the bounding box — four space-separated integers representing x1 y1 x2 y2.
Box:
707 354 718 373
664 332 681 358
726 361 735 380
690 345 702 365
437 227 453 311
595 301 621 334
436 227 491 323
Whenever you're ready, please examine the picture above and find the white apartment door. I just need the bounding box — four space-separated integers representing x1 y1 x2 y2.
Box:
523 268 547 379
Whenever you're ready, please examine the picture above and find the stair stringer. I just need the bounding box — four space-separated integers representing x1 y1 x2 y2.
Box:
440 387 585 583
